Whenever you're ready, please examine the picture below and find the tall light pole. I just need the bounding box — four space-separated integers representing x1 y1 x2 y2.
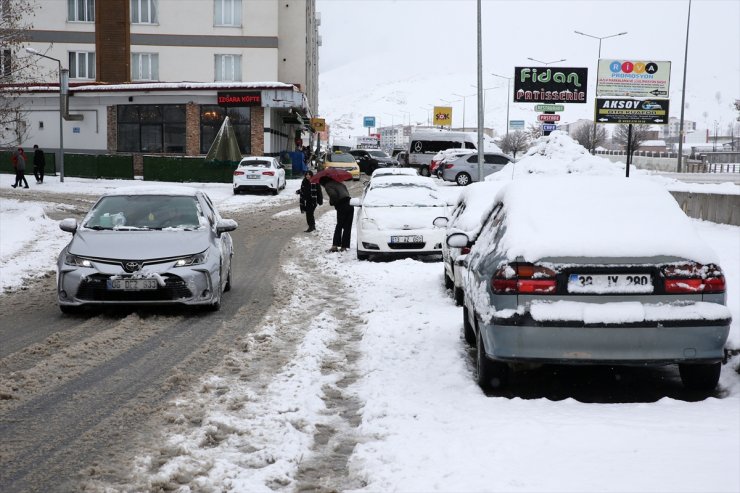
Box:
476 0 483 181
677 0 692 172
453 92 476 131
527 57 567 66
26 47 65 182
470 84 495 128
491 73 512 136
420 105 433 126
574 30 628 153
441 98 461 128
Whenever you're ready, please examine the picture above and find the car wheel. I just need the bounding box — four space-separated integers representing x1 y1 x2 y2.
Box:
678 362 721 390
463 305 476 346
444 270 454 290
272 186 279 196
454 286 464 306
475 325 508 391
357 250 369 261
233 189 239 195
224 267 232 292
59 304 83 315
456 173 472 186
420 166 430 177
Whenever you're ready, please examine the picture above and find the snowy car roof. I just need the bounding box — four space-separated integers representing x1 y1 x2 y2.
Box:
491 176 719 263
100 185 201 197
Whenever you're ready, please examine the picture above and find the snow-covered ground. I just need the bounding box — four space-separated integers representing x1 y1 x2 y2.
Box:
1 138 739 491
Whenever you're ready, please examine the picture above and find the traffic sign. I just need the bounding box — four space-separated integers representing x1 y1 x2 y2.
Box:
433 106 452 126
363 116 376 128
594 98 670 124
509 120 525 129
534 104 564 112
538 114 560 122
541 123 558 132
310 118 326 132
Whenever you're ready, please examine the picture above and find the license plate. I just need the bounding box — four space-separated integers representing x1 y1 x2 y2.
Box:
247 175 260 179
108 279 158 290
567 274 653 294
390 235 423 243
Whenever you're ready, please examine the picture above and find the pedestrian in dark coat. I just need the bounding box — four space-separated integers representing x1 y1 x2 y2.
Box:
32 144 46 184
320 177 353 252
11 148 29 189
296 170 323 232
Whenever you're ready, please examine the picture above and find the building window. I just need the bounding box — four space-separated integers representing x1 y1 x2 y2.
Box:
67 0 94 22
200 105 251 155
215 0 241 26
214 54 241 82
69 51 95 79
131 53 159 81
131 0 158 24
1 49 10 79
117 104 185 153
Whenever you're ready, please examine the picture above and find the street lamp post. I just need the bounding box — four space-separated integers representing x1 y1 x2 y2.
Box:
574 30 628 154
441 98 461 128
419 105 433 126
527 57 567 66
453 92 476 131
491 73 512 136
470 84 495 128
25 47 65 182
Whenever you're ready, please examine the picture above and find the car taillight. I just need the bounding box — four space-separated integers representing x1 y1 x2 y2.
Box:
444 164 455 169
492 262 557 294
233 171 245 176
662 262 725 294
263 171 275 176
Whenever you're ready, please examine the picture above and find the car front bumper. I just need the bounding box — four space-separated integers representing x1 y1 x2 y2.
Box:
358 228 445 257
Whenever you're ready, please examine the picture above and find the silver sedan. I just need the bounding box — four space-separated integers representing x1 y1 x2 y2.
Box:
56 186 237 313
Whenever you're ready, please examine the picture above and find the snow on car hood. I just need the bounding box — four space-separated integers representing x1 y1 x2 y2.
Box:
363 204 447 230
69 229 212 259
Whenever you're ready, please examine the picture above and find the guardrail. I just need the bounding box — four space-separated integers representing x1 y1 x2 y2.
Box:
669 191 740 226
684 163 740 173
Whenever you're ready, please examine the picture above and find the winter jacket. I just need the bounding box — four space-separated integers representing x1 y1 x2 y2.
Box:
298 177 323 211
34 148 46 168
322 179 350 207
14 151 26 171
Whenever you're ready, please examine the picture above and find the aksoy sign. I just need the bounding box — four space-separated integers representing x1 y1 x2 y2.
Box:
514 67 589 104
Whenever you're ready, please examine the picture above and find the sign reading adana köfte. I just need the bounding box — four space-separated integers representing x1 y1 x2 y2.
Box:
596 59 671 99
513 67 589 104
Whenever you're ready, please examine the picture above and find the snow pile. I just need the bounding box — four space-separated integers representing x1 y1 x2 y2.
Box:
488 131 645 180
530 300 731 324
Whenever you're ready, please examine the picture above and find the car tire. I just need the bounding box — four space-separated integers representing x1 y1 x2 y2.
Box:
224 268 232 292
233 189 239 195
456 173 472 186
59 304 83 315
272 187 279 196
678 362 721 390
444 270 454 290
454 286 464 306
419 166 430 177
462 305 476 346
357 250 369 261
476 325 508 391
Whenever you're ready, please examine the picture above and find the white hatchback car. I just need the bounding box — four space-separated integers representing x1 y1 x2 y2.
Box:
351 175 450 261
233 156 286 195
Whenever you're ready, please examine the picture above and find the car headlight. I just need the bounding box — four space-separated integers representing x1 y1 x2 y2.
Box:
362 218 380 230
174 251 208 267
64 253 93 267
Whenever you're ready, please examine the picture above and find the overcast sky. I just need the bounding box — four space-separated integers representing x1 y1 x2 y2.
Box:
315 0 739 130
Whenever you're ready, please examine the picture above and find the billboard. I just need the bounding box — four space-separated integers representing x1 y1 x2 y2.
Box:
594 98 670 125
596 59 671 98
363 116 376 128
433 106 453 126
513 67 588 104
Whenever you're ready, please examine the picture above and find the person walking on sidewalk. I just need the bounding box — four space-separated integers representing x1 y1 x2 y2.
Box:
11 148 29 189
296 170 323 232
32 144 46 184
319 176 353 252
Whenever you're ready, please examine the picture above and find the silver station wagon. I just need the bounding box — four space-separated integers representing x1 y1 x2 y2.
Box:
56 186 237 313
452 176 731 391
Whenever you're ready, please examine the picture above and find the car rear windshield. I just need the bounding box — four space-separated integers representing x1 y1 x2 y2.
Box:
368 150 389 158
328 154 355 163
241 160 271 167
84 195 203 230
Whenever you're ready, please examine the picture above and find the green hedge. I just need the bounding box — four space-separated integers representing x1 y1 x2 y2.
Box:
143 156 237 183
1 150 57 175
65 153 134 179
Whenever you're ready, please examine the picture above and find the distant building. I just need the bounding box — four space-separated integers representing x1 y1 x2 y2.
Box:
660 117 697 139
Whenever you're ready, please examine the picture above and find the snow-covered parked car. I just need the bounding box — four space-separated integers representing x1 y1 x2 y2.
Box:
430 148 475 177
433 181 508 305
233 156 286 195
351 175 451 261
452 176 731 391
56 186 237 313
440 152 513 186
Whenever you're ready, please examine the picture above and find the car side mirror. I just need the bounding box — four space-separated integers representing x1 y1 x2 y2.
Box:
447 232 470 248
349 198 362 207
59 218 78 233
433 216 449 228
216 219 238 235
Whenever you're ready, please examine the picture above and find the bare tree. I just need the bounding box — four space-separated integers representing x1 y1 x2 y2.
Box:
526 122 542 141
612 123 653 151
499 130 530 159
1 0 38 147
572 124 607 151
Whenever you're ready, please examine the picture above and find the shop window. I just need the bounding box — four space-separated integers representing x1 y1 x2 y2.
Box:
200 105 251 154
117 104 185 153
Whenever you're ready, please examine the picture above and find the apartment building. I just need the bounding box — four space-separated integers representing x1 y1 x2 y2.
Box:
14 0 319 163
